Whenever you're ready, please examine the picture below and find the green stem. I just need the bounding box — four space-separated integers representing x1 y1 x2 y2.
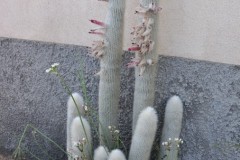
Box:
14 124 69 159
32 133 55 160
56 73 93 160
166 150 170 160
28 125 70 156
77 64 112 151
78 59 91 106
24 148 41 160
16 124 30 149
118 138 127 154
99 122 112 150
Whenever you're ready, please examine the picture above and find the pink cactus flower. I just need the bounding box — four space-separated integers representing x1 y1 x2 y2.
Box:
127 57 141 68
90 19 107 27
92 40 105 50
128 46 141 51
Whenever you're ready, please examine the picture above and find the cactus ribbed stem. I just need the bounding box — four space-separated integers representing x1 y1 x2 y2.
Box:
98 0 125 147
160 96 183 160
132 0 160 131
129 107 158 160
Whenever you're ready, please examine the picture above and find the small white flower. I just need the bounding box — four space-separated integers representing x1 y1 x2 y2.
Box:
73 141 79 147
146 59 155 65
162 142 168 146
73 155 79 159
168 138 172 141
108 126 112 130
84 106 88 111
32 130 37 135
51 63 59 68
162 142 167 146
46 63 59 74
175 138 179 141
45 68 52 73
114 130 120 134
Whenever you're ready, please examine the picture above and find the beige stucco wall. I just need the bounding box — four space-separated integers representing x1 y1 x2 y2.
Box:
1 0 240 65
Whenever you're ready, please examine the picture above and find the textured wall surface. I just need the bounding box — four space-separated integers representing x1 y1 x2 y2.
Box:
1 0 240 65
0 38 240 160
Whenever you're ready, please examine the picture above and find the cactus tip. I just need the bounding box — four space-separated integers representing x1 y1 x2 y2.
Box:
94 146 109 160
109 149 126 160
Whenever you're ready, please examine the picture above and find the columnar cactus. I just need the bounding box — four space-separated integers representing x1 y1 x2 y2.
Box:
159 96 183 160
128 107 158 160
129 0 161 131
67 93 84 154
70 116 92 160
65 1 184 160
89 0 126 146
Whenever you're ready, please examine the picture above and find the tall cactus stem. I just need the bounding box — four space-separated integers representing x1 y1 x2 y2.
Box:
98 0 125 147
129 107 158 160
159 96 183 160
132 0 160 131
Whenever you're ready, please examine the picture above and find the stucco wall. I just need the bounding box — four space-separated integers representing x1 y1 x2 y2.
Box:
1 0 240 64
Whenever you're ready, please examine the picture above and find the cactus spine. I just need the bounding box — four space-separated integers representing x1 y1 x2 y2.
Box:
159 96 183 160
129 107 158 160
70 116 92 159
130 0 161 131
95 0 125 146
67 93 84 154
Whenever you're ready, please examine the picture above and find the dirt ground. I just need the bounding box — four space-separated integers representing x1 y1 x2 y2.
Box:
0 155 12 160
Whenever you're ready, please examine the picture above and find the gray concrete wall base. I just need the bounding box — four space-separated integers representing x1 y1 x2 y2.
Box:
0 38 239 159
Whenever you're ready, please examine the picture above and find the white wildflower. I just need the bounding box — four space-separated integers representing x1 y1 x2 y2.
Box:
114 130 120 134
46 63 59 74
45 68 52 73
84 106 88 111
73 141 79 147
51 63 59 68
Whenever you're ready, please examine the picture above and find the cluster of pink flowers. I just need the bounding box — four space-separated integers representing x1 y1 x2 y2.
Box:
128 3 161 76
89 18 107 59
